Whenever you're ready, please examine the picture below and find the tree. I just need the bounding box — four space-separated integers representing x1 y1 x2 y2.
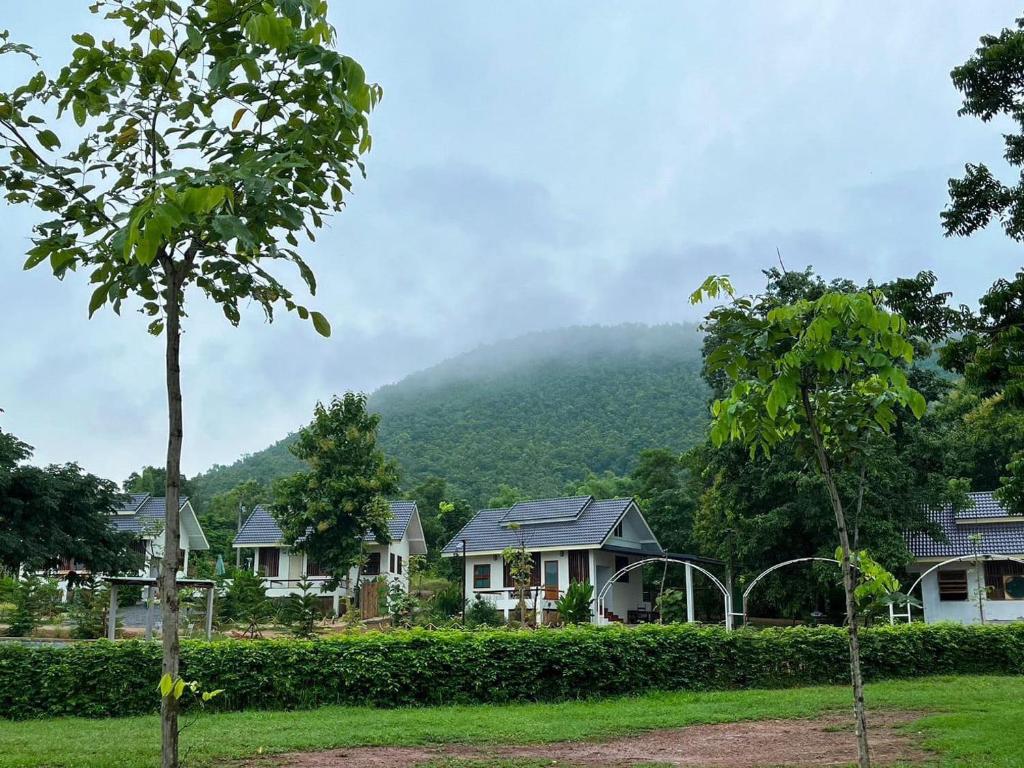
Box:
554 580 593 624
487 484 525 509
0 428 139 576
124 466 195 500
0 5 380 765
941 19 1024 408
691 276 928 768
200 479 267 564
272 393 399 590
502 524 534 627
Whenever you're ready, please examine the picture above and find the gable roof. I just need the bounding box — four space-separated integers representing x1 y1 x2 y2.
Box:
906 491 1024 559
233 501 421 547
441 496 661 555
110 494 209 550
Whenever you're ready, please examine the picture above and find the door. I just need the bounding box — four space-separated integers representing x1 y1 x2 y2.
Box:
596 565 612 616
544 560 559 601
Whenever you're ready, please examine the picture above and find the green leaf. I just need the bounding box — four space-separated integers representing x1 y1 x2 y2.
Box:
172 678 186 700
231 108 245 130
311 311 331 337
72 100 87 127
88 283 108 317
36 129 60 150
158 673 173 697
71 32 95 47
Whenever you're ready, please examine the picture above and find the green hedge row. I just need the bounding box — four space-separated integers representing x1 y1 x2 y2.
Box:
1 623 1022 719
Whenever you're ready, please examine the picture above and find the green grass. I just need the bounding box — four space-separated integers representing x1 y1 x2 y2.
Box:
0 676 1020 767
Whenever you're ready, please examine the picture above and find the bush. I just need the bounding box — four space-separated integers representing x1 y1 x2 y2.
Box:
4 577 46 637
555 581 594 624
464 595 502 628
1 622 1022 719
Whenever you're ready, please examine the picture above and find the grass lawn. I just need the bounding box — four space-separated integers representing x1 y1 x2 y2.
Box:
0 675 1021 767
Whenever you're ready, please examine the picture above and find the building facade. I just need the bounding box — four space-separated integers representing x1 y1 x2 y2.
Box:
232 500 428 615
905 491 1024 624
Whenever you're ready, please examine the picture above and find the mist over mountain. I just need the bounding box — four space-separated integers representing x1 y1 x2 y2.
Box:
192 323 710 507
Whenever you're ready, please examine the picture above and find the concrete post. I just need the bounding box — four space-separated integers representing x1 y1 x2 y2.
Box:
205 587 215 640
107 584 119 641
145 584 155 641
685 562 695 623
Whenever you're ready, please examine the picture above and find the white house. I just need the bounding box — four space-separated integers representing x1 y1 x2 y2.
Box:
443 495 677 625
232 500 428 615
905 491 1024 624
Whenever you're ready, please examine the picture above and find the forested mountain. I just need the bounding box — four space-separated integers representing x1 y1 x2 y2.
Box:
192 324 709 507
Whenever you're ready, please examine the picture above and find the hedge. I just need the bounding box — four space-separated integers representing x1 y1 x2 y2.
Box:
1 622 1022 719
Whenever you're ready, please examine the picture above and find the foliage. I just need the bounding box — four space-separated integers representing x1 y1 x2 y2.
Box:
123 467 196 501
4 576 46 637
379 578 417 627
554 580 593 624
67 579 116 640
462 595 502 628
1 624 1023 719
655 588 687 624
0 428 139 575
403 478 474 565
427 583 464 621
220 569 272 638
502 528 534 626
192 324 710 506
272 393 400 590
277 579 320 639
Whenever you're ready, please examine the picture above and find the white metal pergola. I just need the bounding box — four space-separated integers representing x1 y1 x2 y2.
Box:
740 556 843 626
595 556 735 629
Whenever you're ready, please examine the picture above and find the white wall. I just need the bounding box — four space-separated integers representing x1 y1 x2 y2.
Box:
919 564 1024 624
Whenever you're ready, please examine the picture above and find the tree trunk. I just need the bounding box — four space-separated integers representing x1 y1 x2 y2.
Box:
802 388 870 768
161 262 184 768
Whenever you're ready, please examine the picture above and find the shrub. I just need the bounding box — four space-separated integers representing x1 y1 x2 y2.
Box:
464 595 502 628
555 581 594 624
5 577 46 637
0 622 1022 719
427 583 463 621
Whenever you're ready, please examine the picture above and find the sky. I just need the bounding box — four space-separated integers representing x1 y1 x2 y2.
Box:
1 2 1021 482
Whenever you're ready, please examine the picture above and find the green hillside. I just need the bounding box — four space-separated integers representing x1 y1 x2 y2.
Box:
192 323 709 507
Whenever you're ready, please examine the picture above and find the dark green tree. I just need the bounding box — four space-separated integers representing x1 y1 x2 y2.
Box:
0 429 139 576
272 393 400 590
124 466 195 500
0 3 380 764
940 18 1024 407
200 479 267 563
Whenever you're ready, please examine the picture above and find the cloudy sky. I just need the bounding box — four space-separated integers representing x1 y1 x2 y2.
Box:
1 2 1021 481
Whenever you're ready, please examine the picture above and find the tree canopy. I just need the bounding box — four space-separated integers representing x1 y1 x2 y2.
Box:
271 393 399 589
0 428 138 575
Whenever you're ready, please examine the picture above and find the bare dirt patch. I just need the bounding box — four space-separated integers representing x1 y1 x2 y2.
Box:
248 711 931 767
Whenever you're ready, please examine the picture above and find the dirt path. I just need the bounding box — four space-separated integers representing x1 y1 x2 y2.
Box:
248 711 931 767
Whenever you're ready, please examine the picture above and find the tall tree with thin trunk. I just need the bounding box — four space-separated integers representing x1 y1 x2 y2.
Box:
0 4 380 766
691 276 927 768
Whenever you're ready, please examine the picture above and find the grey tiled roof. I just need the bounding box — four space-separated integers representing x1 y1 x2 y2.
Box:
234 501 418 547
954 491 1014 520
906 491 1024 558
442 496 641 554
110 494 189 535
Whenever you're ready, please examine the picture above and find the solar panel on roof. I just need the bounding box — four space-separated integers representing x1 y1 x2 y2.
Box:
500 496 591 525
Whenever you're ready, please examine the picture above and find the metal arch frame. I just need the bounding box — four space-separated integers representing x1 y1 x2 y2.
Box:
900 553 1024 624
595 556 733 630
740 557 843 626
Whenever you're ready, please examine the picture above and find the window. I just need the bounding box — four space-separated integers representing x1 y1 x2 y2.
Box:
568 550 589 584
364 552 381 575
938 570 968 601
543 560 559 599
614 555 630 583
984 560 1024 599
612 521 624 538
306 559 327 577
397 556 403 575
259 548 280 578
389 553 396 573
473 563 491 589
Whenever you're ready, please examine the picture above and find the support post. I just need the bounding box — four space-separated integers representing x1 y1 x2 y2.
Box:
145 584 155 641
107 584 119 641
205 587 214 640
685 562 695 623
